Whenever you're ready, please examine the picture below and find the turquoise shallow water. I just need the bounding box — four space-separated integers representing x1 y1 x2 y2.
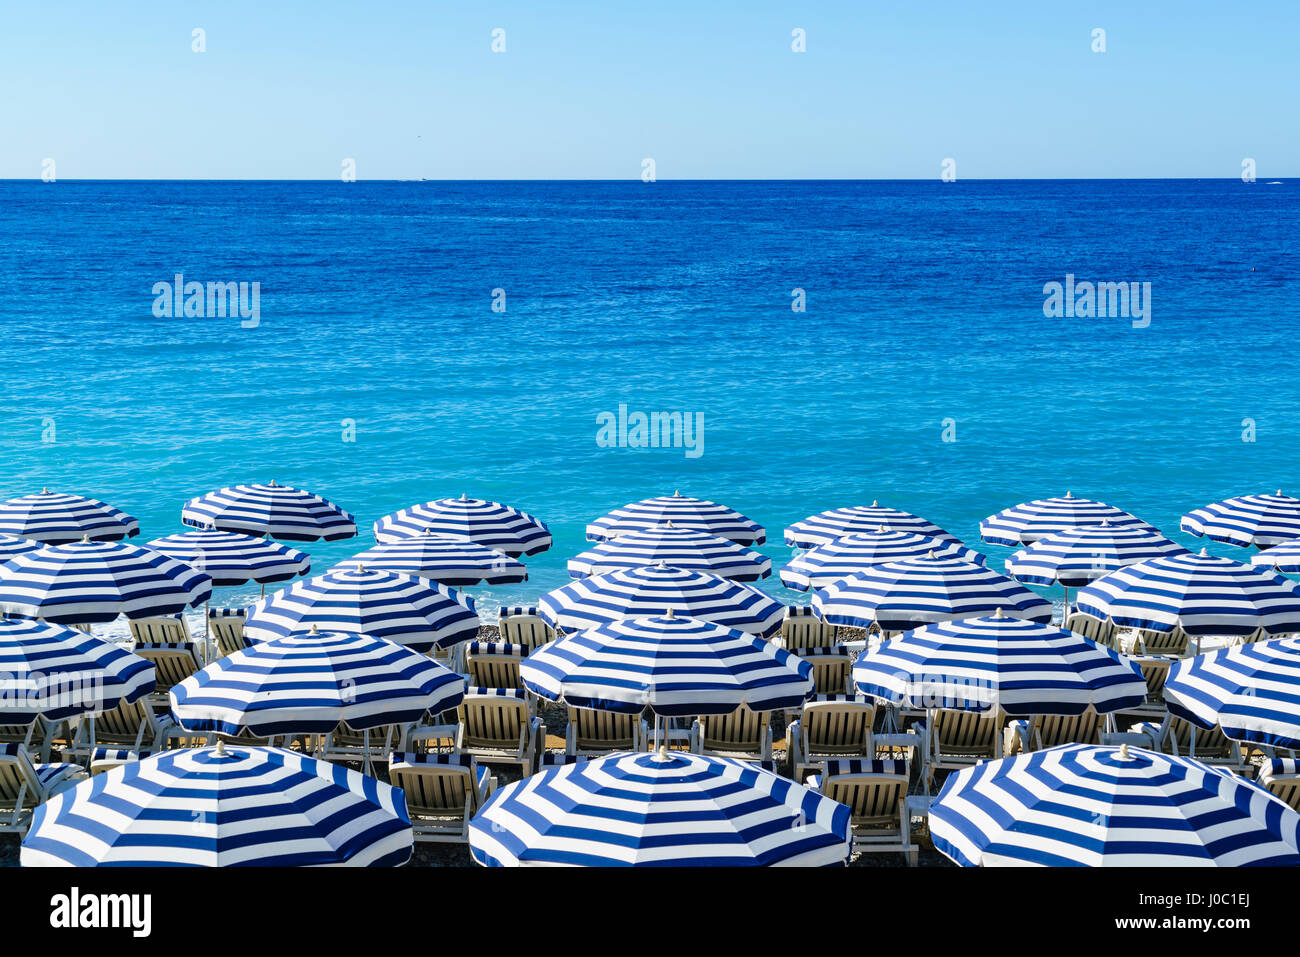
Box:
0 179 1296 613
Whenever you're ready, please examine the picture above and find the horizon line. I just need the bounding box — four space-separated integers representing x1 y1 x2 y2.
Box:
2 176 1289 184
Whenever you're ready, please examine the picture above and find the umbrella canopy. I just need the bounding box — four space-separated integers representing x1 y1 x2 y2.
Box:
373 495 551 556
332 533 526 586
0 490 138 544
568 524 770 582
244 567 479 653
781 528 985 592
586 492 764 546
1164 637 1300 751
1253 542 1300 574
930 743 1300 866
1005 522 1188 588
785 502 956 548
851 613 1146 715
0 534 40 561
521 613 813 715
980 493 1146 547
170 627 465 737
182 481 357 542
468 749 850 867
812 555 1053 633
539 564 785 638
1182 491 1300 549
146 529 310 587
1075 548 1300 637
0 618 154 725
0 539 212 624
21 744 412 866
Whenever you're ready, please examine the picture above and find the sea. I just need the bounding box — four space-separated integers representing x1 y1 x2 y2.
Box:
0 179 1296 616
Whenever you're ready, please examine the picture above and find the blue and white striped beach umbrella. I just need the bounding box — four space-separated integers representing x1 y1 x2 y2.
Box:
21 744 413 866
182 481 357 542
522 613 812 715
333 533 526 586
930 743 1300 866
0 490 139 544
1182 491 1300 548
0 618 154 724
468 749 851 867
244 567 479 652
539 564 785 638
1254 541 1300 574
146 529 310 587
0 540 212 624
851 612 1145 714
784 502 957 548
568 524 770 582
170 628 464 737
1075 548 1300 637
373 495 551 556
811 556 1053 633
980 492 1146 547
781 529 986 592
1005 522 1188 588
1164 638 1300 752
586 492 765 546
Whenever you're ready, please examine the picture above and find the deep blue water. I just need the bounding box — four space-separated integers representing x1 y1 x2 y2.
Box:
0 179 1296 612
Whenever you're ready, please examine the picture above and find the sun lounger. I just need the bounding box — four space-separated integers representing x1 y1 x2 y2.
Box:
690 705 773 762
795 646 853 696
1120 626 1191 658
0 716 60 763
1259 759 1300 811
456 687 544 775
89 746 156 776
0 742 87 835
65 697 179 760
786 694 877 780
1064 612 1118 650
1129 715 1249 773
565 706 647 756
129 641 204 712
497 605 555 652
1004 708 1103 755
387 751 497 843
128 614 192 645
208 607 249 658
805 758 917 865
464 641 527 690
916 707 1007 790
779 606 839 652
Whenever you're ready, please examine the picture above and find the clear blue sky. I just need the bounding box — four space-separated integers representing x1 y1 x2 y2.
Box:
4 0 1296 180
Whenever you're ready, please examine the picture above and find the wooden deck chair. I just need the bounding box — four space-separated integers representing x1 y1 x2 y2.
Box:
1259 759 1300 811
0 742 87 835
130 641 204 711
1117 654 1172 724
386 752 497 843
565 706 647 756
128 614 192 644
786 694 877 780
497 605 555 653
89 746 155 776
455 687 544 775
1004 708 1103 755
464 641 526 690
919 707 1007 788
1132 715 1248 772
805 758 916 865
66 697 167 759
209 607 249 658
0 716 59 763
779 606 838 652
795 646 853 696
691 705 773 762
540 752 588 769
1121 626 1191 658
320 722 400 768
1064 612 1118 650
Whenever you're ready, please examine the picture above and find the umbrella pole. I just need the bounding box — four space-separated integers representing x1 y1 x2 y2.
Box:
363 728 371 776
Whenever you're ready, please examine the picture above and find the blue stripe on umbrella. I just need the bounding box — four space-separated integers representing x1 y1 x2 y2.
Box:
171 630 465 737
569 525 770 581
21 745 413 866
182 481 357 542
784 502 957 548
586 493 764 546
0 540 212 624
1165 637 1300 751
539 564 785 638
468 750 850 866
1005 522 1188 587
373 496 551 556
522 613 812 715
781 529 984 591
930 743 1300 866
333 533 527 586
0 490 139 544
1075 549 1300 637
147 529 310 587
1183 491 1300 548
980 492 1146 547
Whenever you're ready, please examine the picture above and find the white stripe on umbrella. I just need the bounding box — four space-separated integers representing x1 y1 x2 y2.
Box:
373 495 551 556
0 490 139 544
1182 491 1300 548
586 492 764 545
980 492 1146 547
568 524 770 581
182 481 356 542
781 528 984 591
333 533 526 586
784 502 957 548
147 529 310 586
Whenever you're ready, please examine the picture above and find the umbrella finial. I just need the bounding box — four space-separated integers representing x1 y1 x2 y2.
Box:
994 607 1005 618
215 738 227 757
666 519 673 528
356 563 366 573
876 525 887 533
1120 742 1130 761
309 624 320 635
460 493 468 501
1065 490 1073 498
656 743 670 761
927 549 937 559
673 490 680 497
665 607 675 619
42 487 48 494
1199 547 1209 557
269 479 278 487
872 500 878 507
